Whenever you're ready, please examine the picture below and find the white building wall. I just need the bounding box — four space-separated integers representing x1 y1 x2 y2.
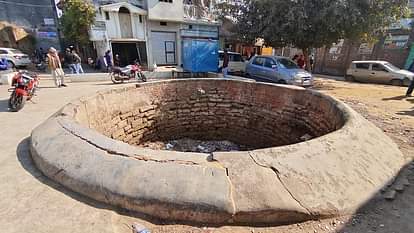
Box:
147 21 182 68
131 14 146 40
147 0 184 22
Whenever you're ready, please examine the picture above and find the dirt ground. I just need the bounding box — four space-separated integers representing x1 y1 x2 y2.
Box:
0 77 413 233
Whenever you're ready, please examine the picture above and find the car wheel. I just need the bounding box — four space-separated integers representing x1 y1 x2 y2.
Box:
345 75 355 82
391 79 403 86
403 78 411 86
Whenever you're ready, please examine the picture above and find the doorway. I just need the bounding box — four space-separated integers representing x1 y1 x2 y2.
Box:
111 42 148 67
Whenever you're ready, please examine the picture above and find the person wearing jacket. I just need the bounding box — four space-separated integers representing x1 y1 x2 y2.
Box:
47 47 66 87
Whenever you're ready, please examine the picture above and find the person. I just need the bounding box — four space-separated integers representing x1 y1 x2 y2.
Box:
292 55 299 63
64 48 76 74
222 49 229 78
104 50 112 72
114 54 121 67
47 47 66 87
309 55 314 72
297 54 306 69
72 50 84 74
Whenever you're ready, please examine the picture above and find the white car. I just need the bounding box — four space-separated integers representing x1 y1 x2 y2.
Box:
346 60 413 86
218 51 246 74
0 47 31 68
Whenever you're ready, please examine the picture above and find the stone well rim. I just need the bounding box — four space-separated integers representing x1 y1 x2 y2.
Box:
29 78 404 225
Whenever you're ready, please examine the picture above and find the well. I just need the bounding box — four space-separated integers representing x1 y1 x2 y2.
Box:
30 79 404 225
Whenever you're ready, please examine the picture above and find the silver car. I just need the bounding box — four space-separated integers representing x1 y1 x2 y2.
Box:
346 61 414 86
0 47 31 68
245 56 313 87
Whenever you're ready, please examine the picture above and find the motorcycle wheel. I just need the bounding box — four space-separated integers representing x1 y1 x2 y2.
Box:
140 73 147 82
8 91 26 112
110 73 124 84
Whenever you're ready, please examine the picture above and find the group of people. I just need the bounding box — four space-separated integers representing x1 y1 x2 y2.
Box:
64 47 84 74
292 54 314 71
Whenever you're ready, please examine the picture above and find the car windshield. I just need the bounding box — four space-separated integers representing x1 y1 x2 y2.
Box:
383 62 400 71
278 58 299 69
9 49 23 54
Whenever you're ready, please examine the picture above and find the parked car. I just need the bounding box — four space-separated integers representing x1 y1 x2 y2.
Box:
0 47 31 68
346 61 414 86
245 55 313 87
218 51 246 74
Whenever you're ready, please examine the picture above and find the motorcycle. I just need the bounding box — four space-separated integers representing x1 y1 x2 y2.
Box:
8 71 39 112
110 63 147 84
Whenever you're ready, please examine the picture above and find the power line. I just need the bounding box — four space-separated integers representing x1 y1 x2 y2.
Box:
0 0 53 8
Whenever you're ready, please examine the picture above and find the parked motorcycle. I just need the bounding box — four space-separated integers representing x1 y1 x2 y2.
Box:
8 71 39 112
110 63 147 84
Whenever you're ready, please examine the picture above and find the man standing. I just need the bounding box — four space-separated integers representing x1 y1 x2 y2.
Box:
222 49 229 78
72 50 84 74
65 48 76 74
47 47 66 87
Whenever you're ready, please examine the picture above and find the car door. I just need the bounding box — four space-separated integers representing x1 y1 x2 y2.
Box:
262 57 278 82
231 54 245 73
248 57 266 80
353 63 371 82
371 63 392 84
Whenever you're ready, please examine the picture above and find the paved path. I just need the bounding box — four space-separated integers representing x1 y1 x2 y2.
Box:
0 80 138 233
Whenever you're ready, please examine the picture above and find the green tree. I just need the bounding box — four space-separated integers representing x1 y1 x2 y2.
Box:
60 0 95 48
232 0 408 70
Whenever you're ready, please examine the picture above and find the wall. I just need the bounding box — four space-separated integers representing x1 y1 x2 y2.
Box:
75 80 345 149
147 21 182 67
147 0 184 22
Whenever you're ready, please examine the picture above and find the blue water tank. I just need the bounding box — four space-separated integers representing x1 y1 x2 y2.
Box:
182 39 219 73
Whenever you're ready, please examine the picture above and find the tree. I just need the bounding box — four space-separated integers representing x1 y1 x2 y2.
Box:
232 0 408 70
60 0 95 48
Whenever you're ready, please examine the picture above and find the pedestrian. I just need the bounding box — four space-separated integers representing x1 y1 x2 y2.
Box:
114 54 121 67
72 50 84 74
47 47 66 87
309 55 314 72
297 54 306 69
292 54 299 63
104 50 113 72
222 49 229 78
65 48 76 74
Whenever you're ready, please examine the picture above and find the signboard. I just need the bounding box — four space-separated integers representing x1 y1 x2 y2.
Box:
44 18 55 26
358 43 374 55
37 31 58 38
384 35 409 49
388 18 413 30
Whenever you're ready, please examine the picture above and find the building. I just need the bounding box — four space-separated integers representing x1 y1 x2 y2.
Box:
90 0 220 69
0 0 61 52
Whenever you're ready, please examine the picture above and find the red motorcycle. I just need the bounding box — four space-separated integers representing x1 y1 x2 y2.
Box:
8 71 39 112
110 62 147 84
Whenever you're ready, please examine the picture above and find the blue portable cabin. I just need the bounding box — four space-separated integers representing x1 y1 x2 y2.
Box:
181 24 219 73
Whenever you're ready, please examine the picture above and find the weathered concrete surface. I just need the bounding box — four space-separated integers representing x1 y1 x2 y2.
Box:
30 79 405 224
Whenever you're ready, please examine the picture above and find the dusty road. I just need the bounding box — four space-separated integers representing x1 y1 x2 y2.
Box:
0 77 413 233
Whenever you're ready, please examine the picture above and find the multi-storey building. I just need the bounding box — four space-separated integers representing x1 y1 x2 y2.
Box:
90 0 220 69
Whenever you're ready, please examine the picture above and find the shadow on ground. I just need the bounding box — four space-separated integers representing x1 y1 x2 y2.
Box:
382 95 407 101
0 98 9 112
337 160 414 233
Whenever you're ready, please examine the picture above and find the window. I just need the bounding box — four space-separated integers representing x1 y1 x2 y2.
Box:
355 63 370 69
0 50 8 54
253 57 265 66
160 22 167 26
372 64 388 72
278 58 299 69
139 15 142 23
159 0 173 2
231 54 244 62
105 11 110 20
264 58 276 68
